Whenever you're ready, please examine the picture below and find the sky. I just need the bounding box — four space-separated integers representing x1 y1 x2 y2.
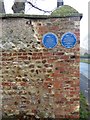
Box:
4 0 89 50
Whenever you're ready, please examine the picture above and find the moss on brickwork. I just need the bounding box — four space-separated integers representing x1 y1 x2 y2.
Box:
0 13 48 19
0 13 42 19
51 5 80 17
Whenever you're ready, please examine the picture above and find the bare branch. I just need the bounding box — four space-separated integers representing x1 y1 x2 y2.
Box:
26 0 52 13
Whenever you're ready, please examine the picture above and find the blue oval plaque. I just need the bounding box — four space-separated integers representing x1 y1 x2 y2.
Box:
42 32 58 49
61 32 77 49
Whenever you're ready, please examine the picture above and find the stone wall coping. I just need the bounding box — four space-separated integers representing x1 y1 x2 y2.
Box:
0 13 82 20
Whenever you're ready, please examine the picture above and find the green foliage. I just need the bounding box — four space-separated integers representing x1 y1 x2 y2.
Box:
51 5 80 17
79 93 90 119
80 59 90 64
80 54 90 58
80 53 90 64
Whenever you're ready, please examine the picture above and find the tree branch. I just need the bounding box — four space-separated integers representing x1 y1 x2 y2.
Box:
26 0 52 13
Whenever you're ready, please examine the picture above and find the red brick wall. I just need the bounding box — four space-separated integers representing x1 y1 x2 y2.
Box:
1 16 80 119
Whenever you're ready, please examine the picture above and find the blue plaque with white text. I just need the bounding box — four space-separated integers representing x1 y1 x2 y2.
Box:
61 32 77 48
42 32 58 49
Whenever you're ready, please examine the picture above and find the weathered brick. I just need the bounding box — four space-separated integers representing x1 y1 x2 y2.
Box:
1 14 80 119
